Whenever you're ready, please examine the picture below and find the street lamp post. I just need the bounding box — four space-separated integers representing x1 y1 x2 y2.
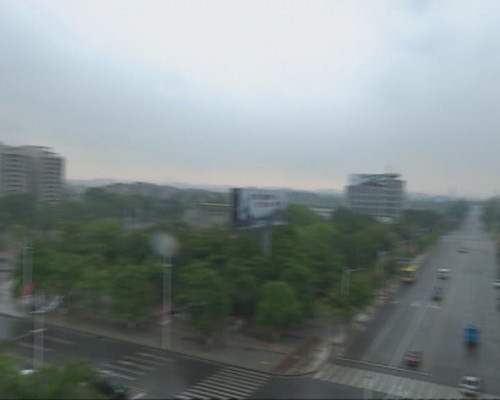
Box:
341 268 365 296
31 295 62 369
151 233 178 351
161 255 173 350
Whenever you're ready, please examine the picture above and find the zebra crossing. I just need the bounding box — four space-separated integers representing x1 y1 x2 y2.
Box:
175 366 270 400
313 363 500 399
99 351 171 381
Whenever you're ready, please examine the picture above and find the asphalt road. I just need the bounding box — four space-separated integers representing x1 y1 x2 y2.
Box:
0 315 366 399
335 206 500 395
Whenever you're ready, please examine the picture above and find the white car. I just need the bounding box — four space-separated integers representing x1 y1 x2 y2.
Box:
493 279 500 289
459 376 481 397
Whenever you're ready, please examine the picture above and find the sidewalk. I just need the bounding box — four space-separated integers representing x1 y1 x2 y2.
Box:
0 275 335 376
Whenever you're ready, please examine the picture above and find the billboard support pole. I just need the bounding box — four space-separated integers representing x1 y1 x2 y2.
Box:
260 226 272 257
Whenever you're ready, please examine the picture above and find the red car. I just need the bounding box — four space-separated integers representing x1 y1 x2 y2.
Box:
405 350 422 367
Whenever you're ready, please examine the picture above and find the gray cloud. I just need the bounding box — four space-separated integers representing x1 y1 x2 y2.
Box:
1 1 500 196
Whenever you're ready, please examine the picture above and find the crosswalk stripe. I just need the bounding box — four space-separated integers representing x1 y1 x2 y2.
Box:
123 355 162 366
176 367 270 400
206 375 263 390
216 368 269 382
137 352 172 362
221 367 269 379
173 395 191 400
195 381 252 397
426 383 440 399
189 388 232 399
180 389 213 400
116 360 155 371
192 384 240 398
316 365 337 381
313 363 500 399
345 368 360 387
102 363 145 376
335 366 353 385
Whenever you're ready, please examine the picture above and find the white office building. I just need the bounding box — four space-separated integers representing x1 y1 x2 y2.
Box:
0 143 64 203
346 173 405 223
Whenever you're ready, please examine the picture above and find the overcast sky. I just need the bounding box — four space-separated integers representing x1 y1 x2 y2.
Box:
1 1 500 197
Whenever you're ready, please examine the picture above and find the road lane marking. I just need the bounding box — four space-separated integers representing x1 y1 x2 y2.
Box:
123 355 161 366
44 336 73 345
136 352 172 362
362 299 413 361
17 342 53 351
116 360 155 371
102 363 145 376
98 368 135 381
389 301 429 367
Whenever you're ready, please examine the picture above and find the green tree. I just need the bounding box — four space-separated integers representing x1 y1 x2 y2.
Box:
106 262 158 323
285 204 323 226
280 261 315 318
0 355 103 399
255 281 302 330
177 262 230 336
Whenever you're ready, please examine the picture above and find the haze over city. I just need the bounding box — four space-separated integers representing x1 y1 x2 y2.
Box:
1 1 500 197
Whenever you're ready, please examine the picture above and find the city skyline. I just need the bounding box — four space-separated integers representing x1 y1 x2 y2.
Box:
1 1 500 197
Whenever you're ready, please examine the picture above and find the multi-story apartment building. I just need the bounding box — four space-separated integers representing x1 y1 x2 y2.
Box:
0 143 64 203
346 173 405 223
0 144 28 196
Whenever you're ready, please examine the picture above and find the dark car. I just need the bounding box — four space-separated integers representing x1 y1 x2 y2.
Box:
431 286 443 301
94 374 129 400
458 247 468 253
404 350 422 367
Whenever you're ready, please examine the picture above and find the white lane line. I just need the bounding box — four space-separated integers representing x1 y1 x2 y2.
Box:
136 352 172 362
362 300 412 361
123 355 161 366
116 360 155 371
98 369 135 381
389 301 430 367
17 342 53 352
131 392 146 400
44 336 73 345
102 363 145 376
187 386 232 399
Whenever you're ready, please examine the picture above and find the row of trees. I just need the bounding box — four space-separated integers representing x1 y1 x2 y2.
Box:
481 198 500 266
0 189 187 234
8 191 469 338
